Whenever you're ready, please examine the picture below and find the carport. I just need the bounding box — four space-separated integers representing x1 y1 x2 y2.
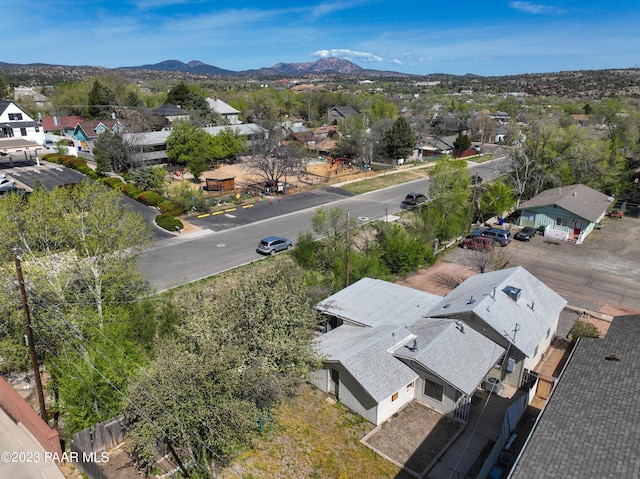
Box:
0 138 43 167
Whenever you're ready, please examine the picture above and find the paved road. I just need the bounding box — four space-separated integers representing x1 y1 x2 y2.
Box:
137 157 515 290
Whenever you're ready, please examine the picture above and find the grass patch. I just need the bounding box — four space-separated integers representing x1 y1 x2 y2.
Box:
219 384 415 479
340 167 432 195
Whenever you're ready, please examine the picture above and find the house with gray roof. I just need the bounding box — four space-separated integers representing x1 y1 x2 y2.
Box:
509 315 640 479
152 103 190 124
327 105 360 126
427 266 567 388
206 96 241 125
311 270 563 425
516 184 613 244
123 123 266 166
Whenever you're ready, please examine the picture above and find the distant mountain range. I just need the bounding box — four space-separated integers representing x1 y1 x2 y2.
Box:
120 57 410 78
2 58 640 99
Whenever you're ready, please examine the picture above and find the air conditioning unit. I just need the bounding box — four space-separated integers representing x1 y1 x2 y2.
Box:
482 377 504 395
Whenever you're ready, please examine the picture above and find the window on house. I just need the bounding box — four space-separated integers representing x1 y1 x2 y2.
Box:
534 345 539 357
556 217 568 226
546 327 551 339
35 126 40 132
8 113 23 121
392 392 399 402
20 128 27 136
424 379 444 402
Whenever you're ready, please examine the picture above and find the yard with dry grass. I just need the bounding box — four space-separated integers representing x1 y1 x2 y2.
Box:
219 384 416 479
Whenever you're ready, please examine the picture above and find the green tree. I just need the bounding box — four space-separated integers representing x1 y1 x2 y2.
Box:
366 96 398 124
166 81 208 112
381 116 416 161
478 181 517 222
376 223 431 276
125 262 319 474
129 166 168 193
0 181 153 320
87 80 116 119
124 90 143 107
423 159 471 238
453 133 472 151
0 74 9 100
211 127 247 164
93 130 131 173
0 182 161 433
166 121 215 181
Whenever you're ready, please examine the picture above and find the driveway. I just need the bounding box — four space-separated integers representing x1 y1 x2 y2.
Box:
446 216 640 312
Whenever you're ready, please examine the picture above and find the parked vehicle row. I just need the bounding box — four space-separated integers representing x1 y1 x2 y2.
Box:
471 227 512 246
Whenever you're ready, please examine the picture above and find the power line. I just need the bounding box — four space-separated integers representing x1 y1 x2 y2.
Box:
33 312 215 477
31 305 247 478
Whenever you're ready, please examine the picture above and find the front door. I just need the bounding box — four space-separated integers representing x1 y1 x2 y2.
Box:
573 220 583 236
329 368 339 397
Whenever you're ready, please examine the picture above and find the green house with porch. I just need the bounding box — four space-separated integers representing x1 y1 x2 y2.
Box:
516 184 612 244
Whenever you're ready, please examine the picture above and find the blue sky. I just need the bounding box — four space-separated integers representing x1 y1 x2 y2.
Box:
5 1 640 76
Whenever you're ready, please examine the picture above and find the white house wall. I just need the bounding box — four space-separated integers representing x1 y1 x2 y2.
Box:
0 102 45 145
309 365 413 426
374 381 415 426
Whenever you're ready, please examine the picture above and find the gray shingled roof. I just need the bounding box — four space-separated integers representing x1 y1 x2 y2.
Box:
206 97 240 115
123 123 265 146
152 103 187 116
516 184 612 223
391 318 505 395
509 315 640 479
316 324 418 403
316 277 442 328
427 267 567 358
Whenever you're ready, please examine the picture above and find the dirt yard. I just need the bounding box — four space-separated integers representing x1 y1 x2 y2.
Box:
181 159 370 192
363 402 462 476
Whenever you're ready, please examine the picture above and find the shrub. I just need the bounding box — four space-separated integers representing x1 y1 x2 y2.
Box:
155 214 183 232
377 223 431 276
569 320 600 341
159 200 184 217
121 183 142 199
292 232 318 269
137 191 164 207
102 177 124 189
77 165 100 180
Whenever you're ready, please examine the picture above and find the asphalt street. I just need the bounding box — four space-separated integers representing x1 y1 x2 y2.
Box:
137 158 517 291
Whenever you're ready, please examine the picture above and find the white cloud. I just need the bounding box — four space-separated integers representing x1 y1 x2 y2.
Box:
509 2 564 14
313 49 384 62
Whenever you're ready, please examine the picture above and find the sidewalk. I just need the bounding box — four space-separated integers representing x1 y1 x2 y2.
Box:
0 408 64 479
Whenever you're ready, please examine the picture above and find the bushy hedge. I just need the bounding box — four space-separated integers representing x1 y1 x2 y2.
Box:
156 214 183 232
159 200 184 217
121 183 143 199
138 191 164 208
46 154 99 179
102 177 124 189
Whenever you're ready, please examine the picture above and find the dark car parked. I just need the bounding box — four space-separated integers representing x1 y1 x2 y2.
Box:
256 236 293 255
514 226 537 241
402 192 427 208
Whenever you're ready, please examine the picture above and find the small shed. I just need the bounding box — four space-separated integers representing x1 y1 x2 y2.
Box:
205 176 235 192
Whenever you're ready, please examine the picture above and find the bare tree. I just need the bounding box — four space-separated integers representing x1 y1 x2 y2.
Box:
463 246 510 274
242 125 304 187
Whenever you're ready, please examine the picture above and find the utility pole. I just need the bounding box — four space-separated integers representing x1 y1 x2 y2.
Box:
13 250 48 422
345 209 350 288
467 178 479 233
